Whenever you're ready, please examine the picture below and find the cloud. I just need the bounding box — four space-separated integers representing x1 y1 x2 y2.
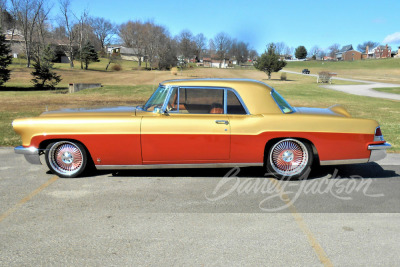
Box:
383 32 400 44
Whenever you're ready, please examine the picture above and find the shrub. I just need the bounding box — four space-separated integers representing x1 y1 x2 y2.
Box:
280 72 287 81
111 64 122 71
318 71 332 83
170 67 178 75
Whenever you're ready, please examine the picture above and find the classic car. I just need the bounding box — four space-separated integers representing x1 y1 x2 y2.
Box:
13 79 391 179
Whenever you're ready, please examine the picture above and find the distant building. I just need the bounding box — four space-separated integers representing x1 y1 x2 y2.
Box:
363 44 392 59
374 45 391 59
336 45 362 61
106 45 145 62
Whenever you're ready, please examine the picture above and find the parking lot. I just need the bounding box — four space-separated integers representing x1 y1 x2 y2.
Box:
1 147 399 266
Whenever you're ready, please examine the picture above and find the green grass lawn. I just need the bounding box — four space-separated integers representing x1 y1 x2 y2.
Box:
284 58 400 84
373 87 400 95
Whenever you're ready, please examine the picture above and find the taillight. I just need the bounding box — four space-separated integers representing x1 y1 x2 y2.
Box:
374 127 384 142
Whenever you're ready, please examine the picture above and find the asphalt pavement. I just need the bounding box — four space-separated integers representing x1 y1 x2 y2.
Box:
1 147 400 266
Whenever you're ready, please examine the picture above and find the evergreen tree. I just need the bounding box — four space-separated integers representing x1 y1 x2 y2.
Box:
254 43 287 80
81 41 99 70
295 46 308 59
0 33 12 87
31 45 62 89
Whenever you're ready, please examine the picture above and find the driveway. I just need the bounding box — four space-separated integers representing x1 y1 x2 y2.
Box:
1 147 400 266
281 70 400 101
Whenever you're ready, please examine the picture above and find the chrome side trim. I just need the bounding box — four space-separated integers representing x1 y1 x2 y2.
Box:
14 146 39 155
320 158 369 166
14 146 42 165
96 162 263 170
368 143 392 150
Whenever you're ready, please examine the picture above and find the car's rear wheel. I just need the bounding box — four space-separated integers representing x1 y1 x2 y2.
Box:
266 138 313 180
45 141 87 178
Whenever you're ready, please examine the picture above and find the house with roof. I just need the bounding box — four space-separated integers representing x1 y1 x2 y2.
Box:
374 45 391 59
106 45 145 62
336 45 362 61
363 45 392 59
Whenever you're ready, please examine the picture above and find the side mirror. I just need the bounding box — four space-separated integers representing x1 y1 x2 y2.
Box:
153 107 168 115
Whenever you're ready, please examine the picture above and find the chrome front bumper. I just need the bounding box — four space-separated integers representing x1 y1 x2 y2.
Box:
368 143 392 162
14 146 42 165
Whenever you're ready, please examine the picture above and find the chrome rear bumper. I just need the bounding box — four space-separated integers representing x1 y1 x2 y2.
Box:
368 143 392 162
14 146 42 165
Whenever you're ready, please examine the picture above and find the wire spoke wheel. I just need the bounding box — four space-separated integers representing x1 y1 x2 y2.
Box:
46 141 87 178
267 139 312 179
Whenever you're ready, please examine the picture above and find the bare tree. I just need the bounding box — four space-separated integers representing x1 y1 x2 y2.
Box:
177 29 195 63
10 0 45 67
213 32 231 68
32 3 52 63
328 43 340 59
143 22 169 70
248 49 258 62
230 39 249 65
59 0 76 68
284 46 294 58
357 41 379 53
194 33 206 61
274 42 286 56
309 45 321 59
76 9 90 69
119 20 145 67
90 16 115 51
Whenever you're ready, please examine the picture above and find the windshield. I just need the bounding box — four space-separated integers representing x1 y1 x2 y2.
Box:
143 85 170 111
271 89 294 114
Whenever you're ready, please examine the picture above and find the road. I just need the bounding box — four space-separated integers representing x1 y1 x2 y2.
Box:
1 148 399 266
281 70 400 101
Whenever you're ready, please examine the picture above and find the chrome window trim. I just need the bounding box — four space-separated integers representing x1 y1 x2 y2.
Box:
168 86 250 115
270 89 295 114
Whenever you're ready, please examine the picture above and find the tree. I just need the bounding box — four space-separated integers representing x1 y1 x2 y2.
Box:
119 20 146 67
274 42 286 56
248 49 258 62
230 40 249 65
177 29 195 63
90 17 115 50
357 41 380 53
80 40 99 69
328 43 340 59
10 0 46 67
59 0 76 68
295 45 307 59
309 45 321 60
31 45 62 89
0 33 12 86
194 33 206 61
213 32 231 68
254 43 287 80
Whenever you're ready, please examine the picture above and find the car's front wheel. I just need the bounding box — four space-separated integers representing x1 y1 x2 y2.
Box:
266 138 313 180
45 141 87 178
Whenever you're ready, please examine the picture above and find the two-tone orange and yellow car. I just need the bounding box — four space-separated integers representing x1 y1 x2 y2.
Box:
13 79 391 179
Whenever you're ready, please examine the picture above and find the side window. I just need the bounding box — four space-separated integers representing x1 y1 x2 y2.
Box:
227 90 247 115
178 88 224 114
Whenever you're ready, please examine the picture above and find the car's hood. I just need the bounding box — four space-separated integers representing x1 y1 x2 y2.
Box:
40 106 137 117
294 105 351 117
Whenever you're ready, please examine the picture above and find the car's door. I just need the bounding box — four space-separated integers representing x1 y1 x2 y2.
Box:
141 87 231 163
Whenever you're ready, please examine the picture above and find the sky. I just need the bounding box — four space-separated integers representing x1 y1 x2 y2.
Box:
55 0 400 54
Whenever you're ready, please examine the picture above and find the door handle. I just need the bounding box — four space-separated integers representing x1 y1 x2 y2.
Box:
215 120 229 125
